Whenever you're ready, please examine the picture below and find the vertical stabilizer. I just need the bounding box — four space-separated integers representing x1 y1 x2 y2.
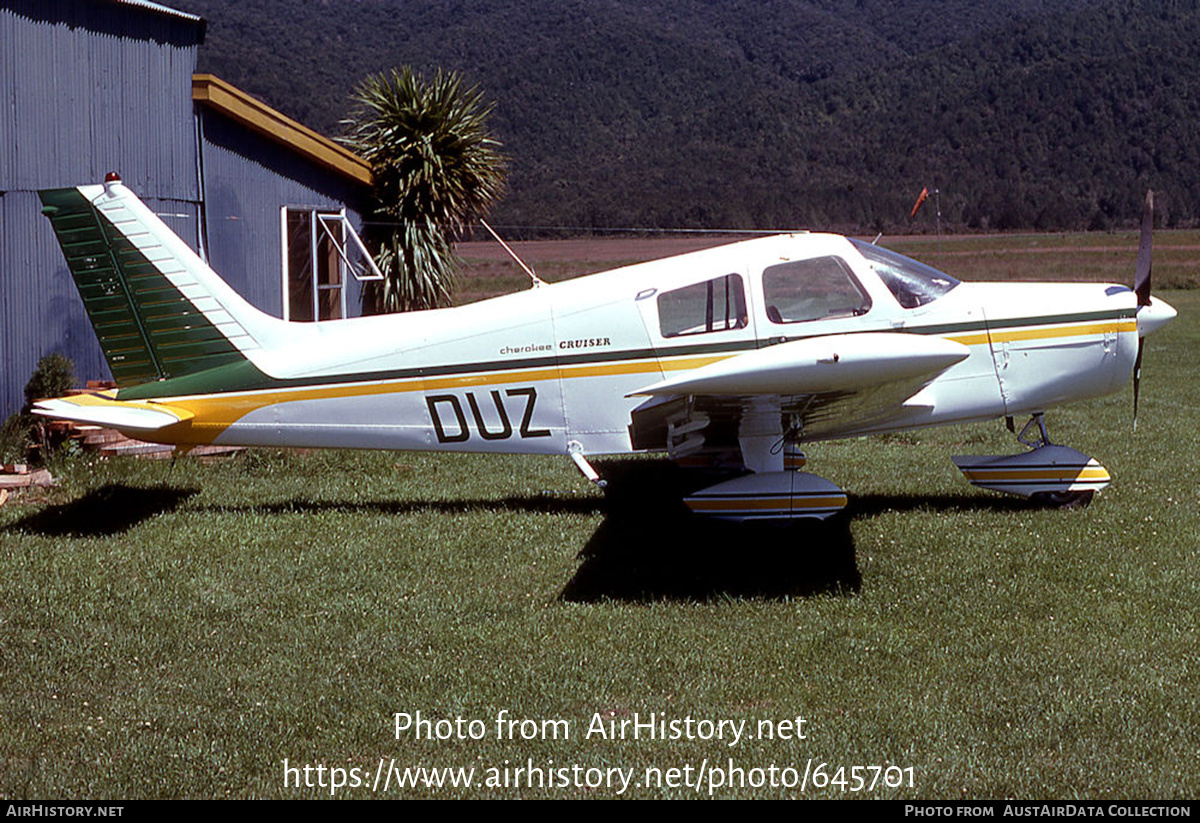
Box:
38 178 271 387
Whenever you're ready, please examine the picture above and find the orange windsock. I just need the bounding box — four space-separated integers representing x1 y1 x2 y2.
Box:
909 187 929 219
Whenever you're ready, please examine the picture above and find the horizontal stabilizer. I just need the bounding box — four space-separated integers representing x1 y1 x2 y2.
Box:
629 332 969 398
33 395 194 433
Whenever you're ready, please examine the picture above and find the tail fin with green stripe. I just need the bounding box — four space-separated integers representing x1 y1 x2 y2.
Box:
38 177 269 387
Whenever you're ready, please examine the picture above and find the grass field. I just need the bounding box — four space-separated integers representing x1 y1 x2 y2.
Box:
0 244 1196 798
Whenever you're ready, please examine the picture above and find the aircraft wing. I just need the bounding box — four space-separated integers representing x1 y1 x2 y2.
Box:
33 394 195 434
628 332 969 449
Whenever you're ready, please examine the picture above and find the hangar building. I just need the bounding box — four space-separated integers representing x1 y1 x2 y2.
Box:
0 0 374 417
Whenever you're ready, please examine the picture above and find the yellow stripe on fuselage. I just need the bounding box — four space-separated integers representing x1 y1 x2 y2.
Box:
946 319 1136 347
141 319 1135 444
133 355 705 443
148 354 730 439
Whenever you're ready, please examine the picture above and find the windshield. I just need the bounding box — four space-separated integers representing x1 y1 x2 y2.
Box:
850 239 960 309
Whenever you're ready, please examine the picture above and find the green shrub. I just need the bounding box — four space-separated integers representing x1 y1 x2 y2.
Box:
23 352 76 412
4 353 79 464
0 412 31 464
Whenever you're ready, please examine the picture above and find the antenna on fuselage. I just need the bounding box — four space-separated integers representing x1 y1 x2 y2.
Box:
479 219 546 289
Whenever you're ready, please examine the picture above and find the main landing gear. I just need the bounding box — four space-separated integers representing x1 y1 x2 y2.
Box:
952 413 1110 508
680 406 848 523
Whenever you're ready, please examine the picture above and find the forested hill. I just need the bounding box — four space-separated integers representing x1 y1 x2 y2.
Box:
184 0 1199 233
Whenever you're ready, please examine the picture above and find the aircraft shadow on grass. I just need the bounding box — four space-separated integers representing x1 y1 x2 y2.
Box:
5 484 602 537
561 459 859 603
4 483 199 537
559 459 1034 603
190 494 604 518
5 463 1027 598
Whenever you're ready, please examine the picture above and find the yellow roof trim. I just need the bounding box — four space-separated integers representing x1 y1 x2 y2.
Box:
192 74 372 187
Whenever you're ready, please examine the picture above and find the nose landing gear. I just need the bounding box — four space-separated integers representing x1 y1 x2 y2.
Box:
952 413 1110 508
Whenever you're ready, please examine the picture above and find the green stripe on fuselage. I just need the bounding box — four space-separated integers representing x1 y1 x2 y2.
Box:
114 306 1133 403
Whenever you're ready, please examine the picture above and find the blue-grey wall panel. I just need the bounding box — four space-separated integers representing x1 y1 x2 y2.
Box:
0 190 202 418
0 0 203 416
0 0 201 200
0 1 372 417
200 109 370 318
0 191 109 416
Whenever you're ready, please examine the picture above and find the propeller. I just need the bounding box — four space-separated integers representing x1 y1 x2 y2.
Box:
1132 189 1152 430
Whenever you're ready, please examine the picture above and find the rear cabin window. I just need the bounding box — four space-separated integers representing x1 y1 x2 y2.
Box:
762 257 871 324
657 273 748 337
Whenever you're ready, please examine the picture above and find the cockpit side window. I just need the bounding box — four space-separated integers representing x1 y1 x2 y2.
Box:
762 257 871 324
657 273 748 338
850 239 960 309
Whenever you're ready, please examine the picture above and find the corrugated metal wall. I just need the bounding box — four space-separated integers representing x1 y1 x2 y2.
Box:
0 0 372 417
0 0 202 416
199 110 369 318
0 190 110 404
0 0 200 195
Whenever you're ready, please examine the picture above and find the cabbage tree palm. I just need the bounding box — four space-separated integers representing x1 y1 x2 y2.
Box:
341 67 506 312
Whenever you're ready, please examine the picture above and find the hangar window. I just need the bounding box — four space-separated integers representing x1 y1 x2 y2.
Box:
763 257 871 323
282 209 383 322
284 208 345 321
657 273 748 337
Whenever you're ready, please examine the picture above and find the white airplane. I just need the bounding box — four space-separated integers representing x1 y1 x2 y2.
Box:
34 177 1176 520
